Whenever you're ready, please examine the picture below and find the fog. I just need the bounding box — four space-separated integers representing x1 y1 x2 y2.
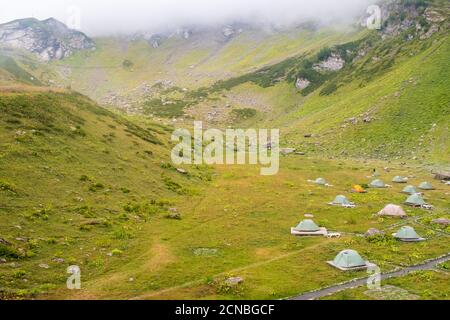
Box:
0 0 374 36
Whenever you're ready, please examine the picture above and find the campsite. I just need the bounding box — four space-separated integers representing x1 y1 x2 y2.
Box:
0 0 448 302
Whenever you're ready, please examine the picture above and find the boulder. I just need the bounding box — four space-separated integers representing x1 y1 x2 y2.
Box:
225 277 244 287
365 228 385 238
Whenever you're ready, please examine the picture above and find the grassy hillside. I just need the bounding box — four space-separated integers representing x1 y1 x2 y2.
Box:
0 89 212 298
175 2 449 165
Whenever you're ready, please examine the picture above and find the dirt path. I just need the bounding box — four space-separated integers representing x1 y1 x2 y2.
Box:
289 254 450 300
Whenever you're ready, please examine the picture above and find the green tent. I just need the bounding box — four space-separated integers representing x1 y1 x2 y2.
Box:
369 179 386 188
332 195 351 205
295 219 320 232
392 176 408 183
314 178 327 185
402 185 417 194
332 250 366 269
419 182 434 190
394 226 421 240
405 193 426 206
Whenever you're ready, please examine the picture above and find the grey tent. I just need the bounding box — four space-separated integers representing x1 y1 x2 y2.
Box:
330 195 353 206
294 219 320 232
393 226 424 242
419 182 434 190
314 178 328 186
328 249 368 271
405 193 426 207
369 179 387 188
402 185 417 194
392 176 408 183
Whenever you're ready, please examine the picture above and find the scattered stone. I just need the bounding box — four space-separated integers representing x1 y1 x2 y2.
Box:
39 263 50 269
177 168 188 175
365 228 385 238
433 171 450 181
304 214 314 218
280 148 296 155
52 258 65 263
0 238 11 246
167 212 182 220
193 248 218 257
0 258 7 264
313 54 345 72
431 218 450 226
225 277 244 287
295 78 311 90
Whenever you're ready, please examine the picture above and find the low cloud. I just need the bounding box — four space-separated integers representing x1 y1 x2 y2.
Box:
1 0 374 36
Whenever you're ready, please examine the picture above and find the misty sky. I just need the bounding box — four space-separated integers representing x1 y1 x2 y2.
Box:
0 0 374 36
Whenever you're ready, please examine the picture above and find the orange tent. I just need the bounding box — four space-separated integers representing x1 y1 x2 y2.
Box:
352 185 367 193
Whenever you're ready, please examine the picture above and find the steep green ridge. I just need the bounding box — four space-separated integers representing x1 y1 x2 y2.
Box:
178 1 449 164
0 54 42 86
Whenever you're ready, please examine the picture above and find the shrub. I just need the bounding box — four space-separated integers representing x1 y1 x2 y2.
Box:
231 108 257 120
0 244 21 259
122 60 134 69
0 180 16 193
111 249 123 256
13 270 28 279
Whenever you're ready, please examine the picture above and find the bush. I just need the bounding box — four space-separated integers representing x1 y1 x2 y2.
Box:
0 244 21 259
122 60 134 69
231 108 257 120
13 270 27 279
0 180 16 193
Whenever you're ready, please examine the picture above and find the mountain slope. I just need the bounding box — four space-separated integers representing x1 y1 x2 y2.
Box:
175 0 449 164
0 89 212 298
49 24 364 112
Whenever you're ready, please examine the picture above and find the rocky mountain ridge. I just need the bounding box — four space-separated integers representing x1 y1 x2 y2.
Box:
0 18 95 61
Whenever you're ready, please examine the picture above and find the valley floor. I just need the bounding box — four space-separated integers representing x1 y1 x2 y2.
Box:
33 157 449 300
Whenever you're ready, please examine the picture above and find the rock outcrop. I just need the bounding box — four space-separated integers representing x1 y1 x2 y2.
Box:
0 18 95 61
313 53 345 72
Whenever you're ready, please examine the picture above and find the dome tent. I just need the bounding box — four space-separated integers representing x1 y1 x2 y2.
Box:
369 179 386 188
291 219 327 236
314 178 327 186
405 193 426 207
352 185 367 193
328 249 368 271
295 219 320 232
330 195 353 206
392 176 408 183
378 204 407 218
419 182 434 190
402 185 417 194
393 226 424 242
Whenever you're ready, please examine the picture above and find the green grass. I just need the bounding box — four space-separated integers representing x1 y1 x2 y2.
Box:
0 89 213 298
323 270 450 300
31 157 447 300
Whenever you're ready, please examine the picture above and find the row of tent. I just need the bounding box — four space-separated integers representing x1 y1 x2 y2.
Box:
329 226 424 271
306 174 440 270
327 193 430 208
368 179 435 190
293 218 424 241
314 177 435 190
